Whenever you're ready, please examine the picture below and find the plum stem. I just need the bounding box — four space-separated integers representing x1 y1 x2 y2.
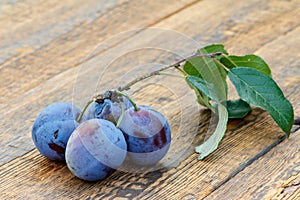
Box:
211 57 229 71
174 66 187 75
76 99 94 122
118 52 222 91
116 102 125 128
115 90 139 111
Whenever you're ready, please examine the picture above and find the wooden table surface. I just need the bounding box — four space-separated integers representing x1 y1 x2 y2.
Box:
1 0 300 199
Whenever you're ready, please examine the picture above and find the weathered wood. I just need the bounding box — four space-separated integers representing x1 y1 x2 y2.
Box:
205 126 300 199
0 0 124 63
0 0 196 105
287 187 300 200
0 0 197 164
0 100 290 199
1 91 298 199
0 0 299 199
1 0 299 166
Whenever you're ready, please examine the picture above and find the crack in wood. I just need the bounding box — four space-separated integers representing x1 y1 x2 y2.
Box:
205 134 287 199
281 182 300 197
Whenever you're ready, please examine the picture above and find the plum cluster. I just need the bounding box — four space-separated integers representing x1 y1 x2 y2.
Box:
32 91 171 181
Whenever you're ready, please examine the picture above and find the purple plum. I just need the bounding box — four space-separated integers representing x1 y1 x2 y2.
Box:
119 105 171 166
31 102 84 161
65 119 127 181
86 96 132 124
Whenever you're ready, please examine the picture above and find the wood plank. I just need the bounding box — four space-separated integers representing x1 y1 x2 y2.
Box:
1 0 299 199
287 187 300 200
204 119 300 199
1 88 298 199
0 0 196 105
0 0 197 164
0 0 124 63
155 0 300 80
0 96 293 199
1 0 299 165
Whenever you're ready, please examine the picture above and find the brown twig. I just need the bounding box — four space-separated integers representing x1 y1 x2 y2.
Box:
117 52 222 91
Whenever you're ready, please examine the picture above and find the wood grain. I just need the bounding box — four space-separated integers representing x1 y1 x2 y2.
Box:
0 0 197 164
1 0 299 166
0 0 196 105
0 0 299 199
205 120 300 199
0 98 290 199
0 0 125 62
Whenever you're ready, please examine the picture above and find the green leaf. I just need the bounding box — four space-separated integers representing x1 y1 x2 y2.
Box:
184 44 229 78
199 46 228 97
226 99 251 119
186 76 210 99
221 55 272 76
212 99 252 119
183 59 202 77
184 57 227 102
228 67 294 135
186 78 212 109
183 46 228 110
200 44 229 56
194 88 212 109
195 103 228 160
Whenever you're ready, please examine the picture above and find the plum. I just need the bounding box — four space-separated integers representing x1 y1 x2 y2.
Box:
32 102 84 161
119 105 171 166
65 119 127 181
86 96 132 124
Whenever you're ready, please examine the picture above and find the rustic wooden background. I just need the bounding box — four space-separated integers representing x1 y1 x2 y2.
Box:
0 0 299 199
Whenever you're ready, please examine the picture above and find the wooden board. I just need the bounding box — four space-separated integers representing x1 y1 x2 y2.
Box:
206 127 300 200
0 0 299 199
0 0 197 164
